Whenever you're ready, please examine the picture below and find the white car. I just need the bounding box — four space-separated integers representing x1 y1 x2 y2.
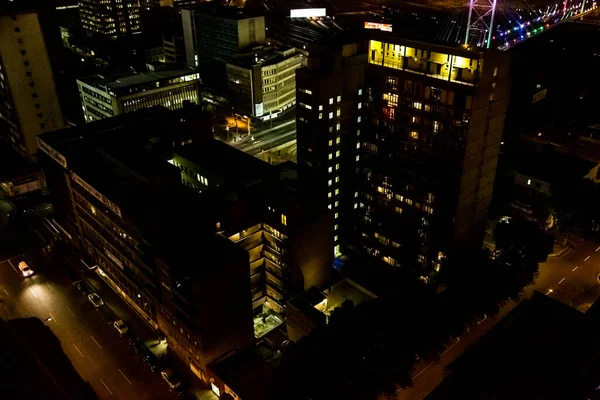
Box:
18 261 34 277
88 293 104 308
113 320 129 335
161 369 181 390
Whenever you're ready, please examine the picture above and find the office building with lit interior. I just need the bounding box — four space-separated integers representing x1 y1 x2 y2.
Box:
296 30 510 279
182 4 265 83
79 0 141 38
38 105 332 383
76 64 200 122
0 1 65 160
226 46 302 119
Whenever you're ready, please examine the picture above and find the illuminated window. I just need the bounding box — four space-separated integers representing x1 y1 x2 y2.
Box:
329 98 333 105
383 107 396 120
336 164 340 170
336 137 341 144
329 153 333 160
336 150 340 157
329 140 333 146
319 105 323 111
299 88 312 95
328 204 332 209
354 203 358 209
527 179 531 185
337 95 341 103
358 103 362 109
335 201 339 207
405 198 413 205
433 121 440 133
335 213 339 219
357 129 361 136
493 66 498 77
356 142 360 149
336 108 341 117
354 192 358 197
357 116 362 123
335 189 340 195
328 192 332 198
329 112 333 119
489 93 495 101
329 126 333 133
336 123 341 131
334 224 338 230
356 155 360 161
411 116 420 124
383 92 398 107
328 167 333 173
328 180 333 186
335 177 340 183
395 206 402 214
410 131 419 140
358 89 363 95
319 113 323 119
413 101 422 110
281 214 287 226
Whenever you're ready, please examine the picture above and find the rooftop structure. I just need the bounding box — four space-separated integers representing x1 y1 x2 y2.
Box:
76 64 200 121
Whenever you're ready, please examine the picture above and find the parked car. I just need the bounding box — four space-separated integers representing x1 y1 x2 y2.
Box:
88 293 104 308
113 320 129 335
161 369 182 390
76 282 92 296
18 261 34 277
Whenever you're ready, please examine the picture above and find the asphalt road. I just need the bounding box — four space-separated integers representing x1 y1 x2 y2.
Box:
0 248 177 400
395 237 600 400
0 214 218 400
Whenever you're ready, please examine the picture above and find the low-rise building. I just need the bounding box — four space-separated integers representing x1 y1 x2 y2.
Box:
76 64 199 122
38 105 332 383
226 46 303 120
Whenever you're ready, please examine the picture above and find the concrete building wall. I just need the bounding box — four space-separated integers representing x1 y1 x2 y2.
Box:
0 11 65 159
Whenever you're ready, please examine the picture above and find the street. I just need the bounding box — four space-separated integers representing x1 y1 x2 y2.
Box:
0 249 176 400
0 214 218 400
230 118 296 156
394 236 600 400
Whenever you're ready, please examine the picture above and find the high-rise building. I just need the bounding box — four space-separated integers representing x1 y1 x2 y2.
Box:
0 1 66 160
76 63 199 122
163 27 186 64
78 0 141 38
181 4 265 83
226 46 302 119
38 105 332 376
297 31 510 278
296 38 367 258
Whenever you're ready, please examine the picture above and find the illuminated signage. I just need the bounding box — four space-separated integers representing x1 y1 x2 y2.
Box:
71 172 123 218
364 22 393 32
290 8 326 18
37 137 67 168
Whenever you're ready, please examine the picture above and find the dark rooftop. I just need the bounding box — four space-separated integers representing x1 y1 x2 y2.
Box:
209 348 272 400
186 3 262 20
517 148 597 184
426 292 600 400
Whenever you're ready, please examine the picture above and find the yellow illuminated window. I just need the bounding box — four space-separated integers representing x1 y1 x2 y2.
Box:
410 131 419 139
336 137 340 144
433 121 440 133
281 214 287 226
336 150 340 157
336 123 341 131
413 102 422 110
329 140 333 146
336 108 341 117
383 92 398 107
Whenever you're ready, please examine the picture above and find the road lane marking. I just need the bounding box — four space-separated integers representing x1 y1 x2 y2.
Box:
558 278 566 285
585 256 591 262
414 362 433 379
119 369 132 385
90 335 102 349
547 289 554 295
100 379 114 396
7 260 19 274
596 247 600 252
573 266 579 272
73 343 84 357
49 313 57 324
46 282 54 292
29 287 38 298
441 337 461 356
2 288 8 296
33 228 45 242
66 306 76 317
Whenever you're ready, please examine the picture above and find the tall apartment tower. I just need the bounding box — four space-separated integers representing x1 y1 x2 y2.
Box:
79 0 141 38
297 31 510 278
296 39 368 258
0 1 65 160
181 4 265 85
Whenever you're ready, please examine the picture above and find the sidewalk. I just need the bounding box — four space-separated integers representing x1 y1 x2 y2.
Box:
63 251 217 399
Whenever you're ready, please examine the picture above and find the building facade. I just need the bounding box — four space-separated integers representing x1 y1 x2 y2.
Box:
226 47 302 119
163 31 186 64
297 32 510 278
39 106 332 379
78 0 141 38
77 64 199 122
182 5 265 83
0 2 65 160
296 40 367 257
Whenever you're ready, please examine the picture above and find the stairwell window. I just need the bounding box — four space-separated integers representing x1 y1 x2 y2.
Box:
281 214 287 226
